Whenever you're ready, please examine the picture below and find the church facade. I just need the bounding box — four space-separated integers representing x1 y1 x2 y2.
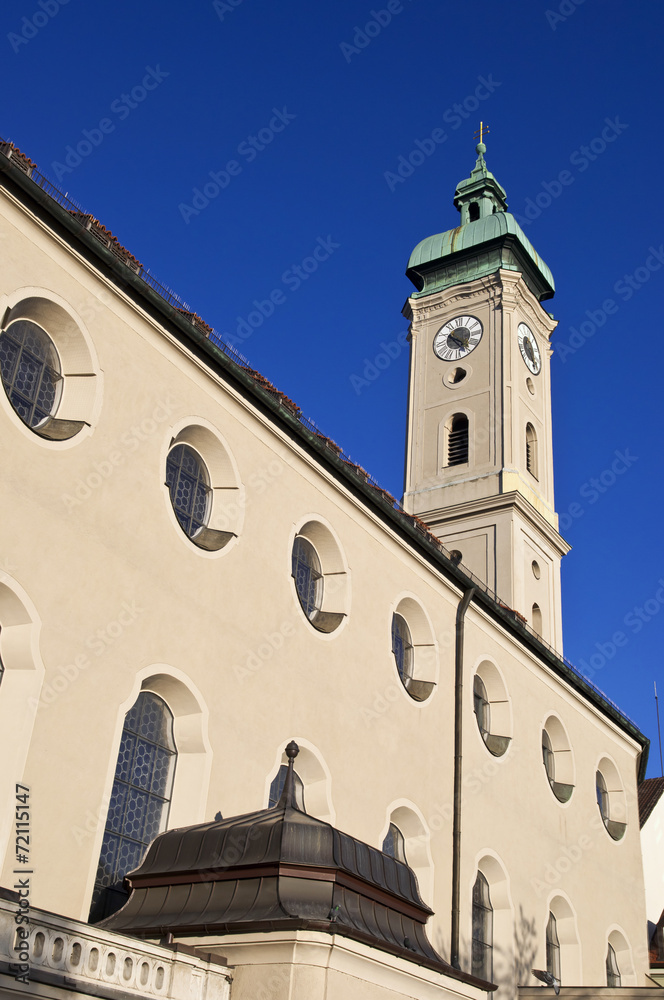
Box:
0 137 657 999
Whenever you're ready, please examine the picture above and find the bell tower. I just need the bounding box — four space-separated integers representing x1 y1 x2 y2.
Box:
402 140 569 650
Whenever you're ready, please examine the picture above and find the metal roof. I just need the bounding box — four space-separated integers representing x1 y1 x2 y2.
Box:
100 745 495 990
406 212 555 299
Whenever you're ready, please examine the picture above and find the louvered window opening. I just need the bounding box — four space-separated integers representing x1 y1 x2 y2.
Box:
0 320 61 429
391 613 413 683
447 418 469 466
166 443 211 539
292 536 323 620
89 692 176 923
471 872 493 982
526 424 538 479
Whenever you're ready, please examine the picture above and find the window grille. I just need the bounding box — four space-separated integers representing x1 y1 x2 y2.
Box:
391 613 413 683
0 320 61 429
596 770 609 821
447 414 469 466
473 674 491 738
166 444 211 539
472 872 493 981
546 912 561 982
292 536 323 620
542 729 555 783
606 943 621 987
268 764 306 810
89 692 176 922
382 822 406 864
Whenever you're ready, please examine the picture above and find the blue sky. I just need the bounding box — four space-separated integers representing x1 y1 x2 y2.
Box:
3 0 663 775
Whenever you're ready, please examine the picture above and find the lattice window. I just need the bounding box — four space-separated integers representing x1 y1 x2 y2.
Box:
546 912 561 982
0 320 61 429
596 770 609 821
166 444 211 539
268 764 306 810
292 536 323 620
382 822 406 864
606 943 621 987
89 693 176 922
474 674 491 739
391 613 413 683
472 872 493 981
542 729 555 784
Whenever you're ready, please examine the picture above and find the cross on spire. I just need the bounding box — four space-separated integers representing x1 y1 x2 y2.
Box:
473 121 490 147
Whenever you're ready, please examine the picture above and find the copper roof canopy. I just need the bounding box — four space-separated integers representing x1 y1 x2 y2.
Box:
101 742 494 990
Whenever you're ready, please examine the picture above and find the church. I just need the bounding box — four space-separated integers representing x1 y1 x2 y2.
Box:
0 134 658 999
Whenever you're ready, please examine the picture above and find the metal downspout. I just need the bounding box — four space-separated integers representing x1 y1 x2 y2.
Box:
451 584 476 970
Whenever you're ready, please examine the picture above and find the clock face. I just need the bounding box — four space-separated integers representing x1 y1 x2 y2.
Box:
433 315 483 362
517 322 541 375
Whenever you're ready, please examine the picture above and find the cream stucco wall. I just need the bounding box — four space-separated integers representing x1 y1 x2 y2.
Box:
0 180 650 997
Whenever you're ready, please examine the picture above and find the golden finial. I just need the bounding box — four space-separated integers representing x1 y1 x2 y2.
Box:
473 122 490 148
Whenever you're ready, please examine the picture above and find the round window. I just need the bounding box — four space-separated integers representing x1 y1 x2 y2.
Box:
0 320 62 430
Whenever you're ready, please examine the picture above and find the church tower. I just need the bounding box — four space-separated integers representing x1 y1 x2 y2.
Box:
403 140 569 649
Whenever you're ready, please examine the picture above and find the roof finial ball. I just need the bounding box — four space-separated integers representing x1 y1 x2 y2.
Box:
286 740 300 761
476 142 486 156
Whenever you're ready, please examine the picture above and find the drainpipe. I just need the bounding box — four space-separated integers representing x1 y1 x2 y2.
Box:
451 584 476 970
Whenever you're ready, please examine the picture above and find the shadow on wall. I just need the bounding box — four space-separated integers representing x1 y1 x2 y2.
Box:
512 905 539 996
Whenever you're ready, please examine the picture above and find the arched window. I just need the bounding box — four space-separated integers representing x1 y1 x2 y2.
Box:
606 943 621 987
268 763 306 810
382 822 406 863
532 603 543 635
446 413 469 467
89 692 177 922
0 320 62 431
546 912 561 982
526 423 538 479
472 871 493 981
166 443 212 541
391 613 413 684
292 535 323 621
469 201 480 222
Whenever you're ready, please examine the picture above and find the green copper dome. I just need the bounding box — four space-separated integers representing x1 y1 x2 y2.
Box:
407 145 555 302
